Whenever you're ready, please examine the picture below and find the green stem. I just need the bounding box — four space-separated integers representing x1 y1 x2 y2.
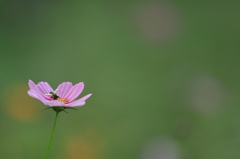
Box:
44 112 59 159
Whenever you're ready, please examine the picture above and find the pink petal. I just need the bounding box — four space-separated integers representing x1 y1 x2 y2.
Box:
28 80 48 101
65 93 92 107
65 99 86 107
57 82 73 98
37 82 54 94
65 82 84 102
45 100 66 107
79 94 92 101
28 80 40 93
28 90 48 104
27 90 39 99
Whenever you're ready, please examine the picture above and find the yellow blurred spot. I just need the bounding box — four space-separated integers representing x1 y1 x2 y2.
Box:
4 83 39 122
66 129 104 159
57 98 67 103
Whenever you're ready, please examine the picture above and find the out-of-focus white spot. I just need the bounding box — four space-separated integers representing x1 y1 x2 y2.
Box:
187 75 226 114
132 1 182 44
140 137 180 159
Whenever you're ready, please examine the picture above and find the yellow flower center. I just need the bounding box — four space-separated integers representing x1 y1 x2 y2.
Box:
57 98 67 103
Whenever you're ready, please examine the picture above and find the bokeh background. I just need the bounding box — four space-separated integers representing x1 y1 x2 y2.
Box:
1 0 240 159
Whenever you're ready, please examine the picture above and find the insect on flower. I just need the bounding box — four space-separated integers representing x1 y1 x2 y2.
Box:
27 80 92 109
45 89 59 100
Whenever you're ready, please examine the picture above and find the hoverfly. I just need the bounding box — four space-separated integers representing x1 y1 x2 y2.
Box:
45 89 59 100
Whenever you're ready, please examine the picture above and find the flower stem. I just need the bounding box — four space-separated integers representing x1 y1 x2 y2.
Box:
44 112 59 159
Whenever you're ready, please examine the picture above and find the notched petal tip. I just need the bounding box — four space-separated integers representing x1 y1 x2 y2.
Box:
65 82 85 101
56 82 73 97
37 81 54 94
28 80 38 91
28 80 35 86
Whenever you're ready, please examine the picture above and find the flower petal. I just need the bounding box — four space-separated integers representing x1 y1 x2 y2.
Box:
65 100 86 107
28 80 48 102
28 90 48 104
44 100 65 107
65 82 84 102
57 82 73 98
79 94 92 101
27 90 39 99
28 80 40 93
37 82 54 94
64 94 92 107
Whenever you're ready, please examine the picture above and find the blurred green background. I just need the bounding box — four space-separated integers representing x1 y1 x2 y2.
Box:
1 0 240 159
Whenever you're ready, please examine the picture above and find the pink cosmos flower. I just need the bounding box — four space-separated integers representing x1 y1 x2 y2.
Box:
28 80 92 107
